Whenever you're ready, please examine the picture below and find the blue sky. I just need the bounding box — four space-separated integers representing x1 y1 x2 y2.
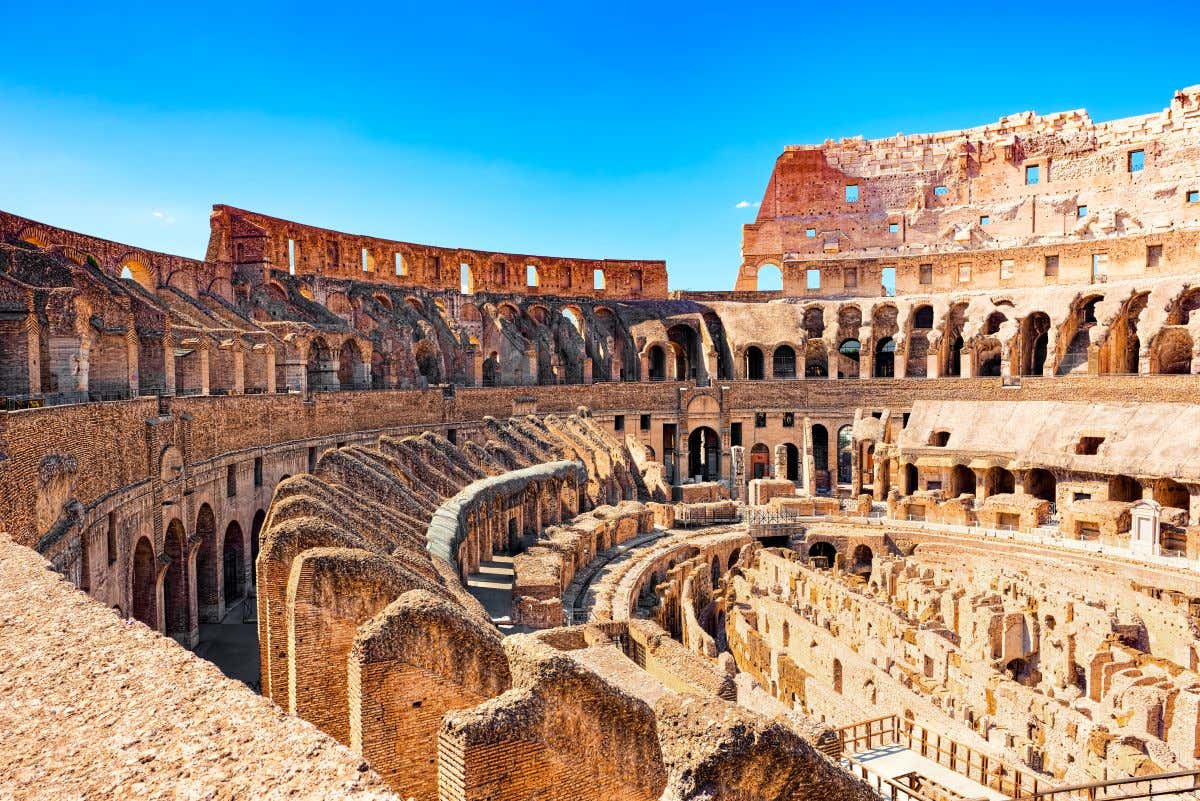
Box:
0 2 1196 290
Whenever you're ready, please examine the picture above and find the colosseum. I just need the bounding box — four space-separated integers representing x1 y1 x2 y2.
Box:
3 86 1200 801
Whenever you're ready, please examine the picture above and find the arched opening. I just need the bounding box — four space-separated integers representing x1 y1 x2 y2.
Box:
647 345 667 380
838 340 861 379
162 518 190 645
873 338 895 377
1154 478 1189 511
687 426 721 482
812 425 829 491
750 443 771 480
460 263 474 295
1109 474 1142 503
851 544 873 575
562 307 582 334
947 335 964 376
195 504 220 622
904 463 919 494
250 509 265 585
1006 658 1028 684
306 336 337 391
807 541 837 569
784 442 800 482
131 536 157 629
772 345 796 379
977 342 1002 377
832 658 843 694
667 324 700 382
120 259 155 291
985 467 1015 497
755 263 783 291
805 342 828 377
1020 312 1052 376
913 305 934 330
710 555 721 588
745 346 765 380
1025 469 1056 503
727 548 739 570
1153 328 1193 374
836 425 853 485
950 465 976 497
337 339 364 389
223 521 245 606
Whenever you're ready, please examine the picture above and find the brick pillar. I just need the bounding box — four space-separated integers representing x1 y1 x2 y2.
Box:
583 357 593 384
927 349 941 379
126 326 140 397
232 348 245 394
894 346 907 379
802 416 815 495
163 339 176 395
199 347 211 395
265 349 277 393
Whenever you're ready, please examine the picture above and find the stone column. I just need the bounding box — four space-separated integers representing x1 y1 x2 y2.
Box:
730 445 746 502
232 348 245 395
773 443 786 481
199 347 211 396
126 327 140 397
894 345 907 379
927 350 941 379
163 339 176 396
960 347 975 379
583 357 593 384
265 348 277 393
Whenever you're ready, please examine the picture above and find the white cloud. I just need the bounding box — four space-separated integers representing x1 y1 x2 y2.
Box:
150 210 176 224
735 200 759 209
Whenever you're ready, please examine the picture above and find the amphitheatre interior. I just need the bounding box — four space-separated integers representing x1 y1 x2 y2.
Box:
6 86 1200 800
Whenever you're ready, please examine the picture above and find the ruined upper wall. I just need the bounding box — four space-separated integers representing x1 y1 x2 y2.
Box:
739 86 1200 295
208 205 669 300
0 209 235 302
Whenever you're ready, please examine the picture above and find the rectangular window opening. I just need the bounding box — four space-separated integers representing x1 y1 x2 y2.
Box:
460 263 473 295
1188 190 1199 204
613 415 625 432
361 247 372 272
959 263 972 283
806 269 821 291
934 185 949 197
888 222 900 234
639 414 651 431
1092 253 1108 282
226 464 238 498
783 412 795 428
1147 245 1162 268
1044 255 1059 278
1077 205 1088 219
881 266 896 296
843 268 857 289
287 239 296 275
254 456 263 487
526 264 539 287
845 184 860 202
1025 164 1040 185
805 227 817 238
395 253 407 276
754 412 767 428
593 269 606 290
730 422 743 446
919 264 933 285
1129 149 1145 172
1000 259 1015 280
979 215 990 227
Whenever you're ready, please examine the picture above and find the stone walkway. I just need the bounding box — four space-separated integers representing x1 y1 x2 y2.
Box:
465 555 533 635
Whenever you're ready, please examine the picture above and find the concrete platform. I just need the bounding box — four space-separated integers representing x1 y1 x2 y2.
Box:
852 743 1006 801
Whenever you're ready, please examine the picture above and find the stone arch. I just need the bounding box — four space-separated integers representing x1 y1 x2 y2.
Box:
805 340 828 377
666 323 701 382
646 343 668 381
162 518 191 645
772 344 797 379
749 443 771 480
851 544 873 575
985 466 1015 496
306 336 337 391
873 337 895 377
195 503 220 622
337 338 365 389
1025 468 1056 503
744 345 765 380
783 442 800 481
1171 287 1200 325
250 508 266 585
836 425 853 484
807 541 837 568
130 535 157 629
1020 312 1052 376
1153 478 1189 511
119 258 155 291
223 520 246 606
950 464 976 497
753 262 783 291
837 339 861 379
1152 327 1193 374
1109 474 1142 502
687 426 721 482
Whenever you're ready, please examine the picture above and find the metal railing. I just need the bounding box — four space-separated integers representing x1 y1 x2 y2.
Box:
1012 770 1200 801
826 714 1049 800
